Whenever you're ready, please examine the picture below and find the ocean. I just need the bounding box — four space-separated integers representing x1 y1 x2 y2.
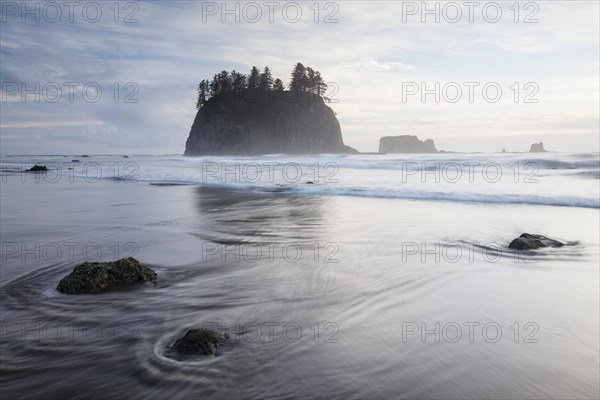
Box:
1 152 599 399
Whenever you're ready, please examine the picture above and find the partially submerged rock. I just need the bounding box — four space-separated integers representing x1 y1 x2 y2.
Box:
26 165 48 172
57 257 157 294
172 329 228 356
509 233 564 250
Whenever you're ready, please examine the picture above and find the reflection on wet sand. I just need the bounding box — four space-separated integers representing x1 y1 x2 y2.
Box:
193 185 332 244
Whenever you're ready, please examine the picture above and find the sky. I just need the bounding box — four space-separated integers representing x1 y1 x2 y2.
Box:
1 0 599 154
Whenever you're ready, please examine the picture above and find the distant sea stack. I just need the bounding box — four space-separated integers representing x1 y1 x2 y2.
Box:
184 90 356 156
379 135 437 154
529 142 547 152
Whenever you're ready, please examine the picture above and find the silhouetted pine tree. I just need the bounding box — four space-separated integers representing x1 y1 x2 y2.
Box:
314 71 327 98
247 66 260 89
196 79 208 109
289 62 307 91
209 74 220 97
217 71 232 93
259 66 273 90
273 78 284 91
231 70 247 91
307 67 316 91
196 63 328 106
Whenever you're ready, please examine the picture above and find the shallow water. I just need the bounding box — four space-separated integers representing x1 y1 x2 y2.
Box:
1 153 599 399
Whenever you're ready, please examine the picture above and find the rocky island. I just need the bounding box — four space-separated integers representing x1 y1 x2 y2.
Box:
184 63 356 155
185 90 355 155
379 135 438 153
529 142 547 152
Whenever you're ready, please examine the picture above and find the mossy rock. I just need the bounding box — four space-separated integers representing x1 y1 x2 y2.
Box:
57 257 157 294
172 329 228 356
508 233 564 250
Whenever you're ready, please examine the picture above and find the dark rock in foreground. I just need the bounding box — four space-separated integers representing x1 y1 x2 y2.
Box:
379 135 437 153
26 165 48 172
172 329 228 356
57 257 157 294
509 233 564 250
529 142 547 152
185 90 356 155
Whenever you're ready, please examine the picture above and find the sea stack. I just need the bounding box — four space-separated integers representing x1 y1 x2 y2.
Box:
378 135 437 153
184 90 356 156
529 142 547 152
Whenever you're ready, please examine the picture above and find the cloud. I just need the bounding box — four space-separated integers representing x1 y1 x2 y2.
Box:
1 1 598 154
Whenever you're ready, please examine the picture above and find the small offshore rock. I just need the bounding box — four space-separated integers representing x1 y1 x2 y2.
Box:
26 165 48 172
379 135 437 154
57 257 157 294
509 233 564 250
172 329 228 356
529 142 547 152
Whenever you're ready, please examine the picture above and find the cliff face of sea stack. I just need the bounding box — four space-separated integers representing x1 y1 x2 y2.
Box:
184 90 356 155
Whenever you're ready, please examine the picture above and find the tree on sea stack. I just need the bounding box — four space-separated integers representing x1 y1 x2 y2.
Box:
259 66 273 90
248 66 260 89
219 70 232 92
231 70 247 91
195 79 208 109
314 71 327 98
290 62 308 91
307 67 316 90
273 78 284 91
289 63 329 100
208 73 220 96
305 67 328 99
194 62 329 107
209 71 235 96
